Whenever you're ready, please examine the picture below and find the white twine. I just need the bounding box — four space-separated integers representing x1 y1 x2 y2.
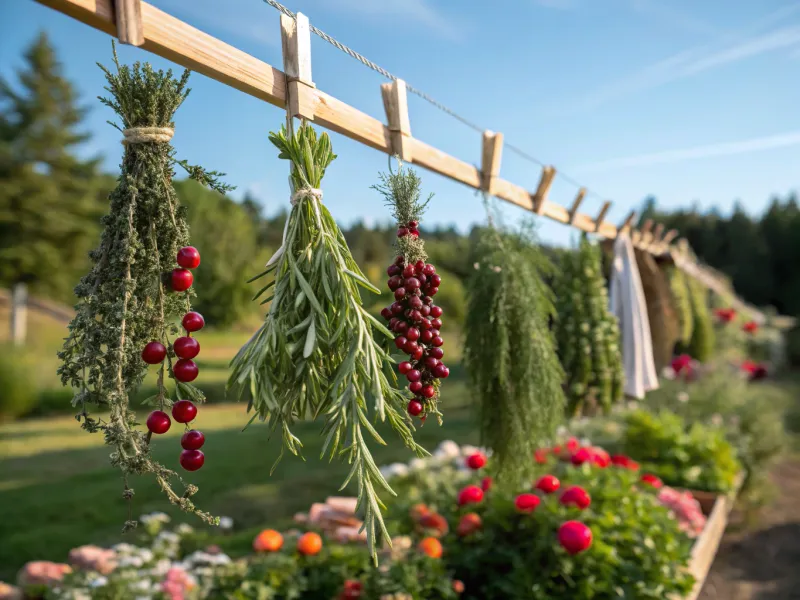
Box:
122 127 174 145
265 187 324 269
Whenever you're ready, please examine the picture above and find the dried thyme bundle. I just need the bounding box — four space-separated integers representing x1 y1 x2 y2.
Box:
464 209 564 485
229 124 426 558
58 47 230 529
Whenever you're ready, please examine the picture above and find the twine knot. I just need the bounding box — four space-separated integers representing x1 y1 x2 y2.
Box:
122 127 175 145
291 187 323 206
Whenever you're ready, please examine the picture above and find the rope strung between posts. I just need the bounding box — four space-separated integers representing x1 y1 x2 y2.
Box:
259 0 604 201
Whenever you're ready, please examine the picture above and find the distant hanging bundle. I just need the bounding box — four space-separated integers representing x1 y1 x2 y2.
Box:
59 47 232 528
635 249 680 372
228 124 425 558
668 265 694 346
687 274 716 362
553 236 624 416
464 212 564 484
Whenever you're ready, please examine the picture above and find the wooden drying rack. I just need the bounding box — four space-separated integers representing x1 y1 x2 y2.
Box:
34 0 765 322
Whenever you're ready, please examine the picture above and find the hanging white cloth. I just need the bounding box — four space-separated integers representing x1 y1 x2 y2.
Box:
609 232 659 399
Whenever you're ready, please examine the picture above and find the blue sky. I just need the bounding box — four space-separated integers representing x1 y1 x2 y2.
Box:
2 0 799 246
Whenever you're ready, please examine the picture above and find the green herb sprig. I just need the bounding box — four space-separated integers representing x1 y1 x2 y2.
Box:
228 124 427 559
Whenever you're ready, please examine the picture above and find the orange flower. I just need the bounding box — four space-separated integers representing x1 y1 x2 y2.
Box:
252 529 284 552
297 532 323 556
410 503 430 521
456 512 483 537
452 580 465 594
418 536 443 558
419 512 449 537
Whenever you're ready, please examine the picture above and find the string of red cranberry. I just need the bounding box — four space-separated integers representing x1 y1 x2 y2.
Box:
380 221 449 420
143 245 207 472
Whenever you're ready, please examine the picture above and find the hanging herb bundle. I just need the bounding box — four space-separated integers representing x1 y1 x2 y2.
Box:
228 124 426 558
635 249 680 372
463 210 564 485
58 47 232 529
668 265 694 347
372 165 449 422
553 236 624 416
687 274 716 362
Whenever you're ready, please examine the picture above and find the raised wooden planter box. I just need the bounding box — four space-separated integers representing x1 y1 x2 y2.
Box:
680 473 745 600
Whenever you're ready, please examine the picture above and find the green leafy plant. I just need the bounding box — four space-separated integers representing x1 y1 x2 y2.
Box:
668 266 693 346
228 124 426 558
463 216 564 486
621 409 740 492
553 236 624 416
687 275 715 362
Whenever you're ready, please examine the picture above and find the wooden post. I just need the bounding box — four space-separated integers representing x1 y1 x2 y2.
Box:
114 0 144 46
381 79 413 162
281 12 316 120
568 188 586 225
594 200 612 232
10 283 27 346
480 131 503 196
532 166 556 215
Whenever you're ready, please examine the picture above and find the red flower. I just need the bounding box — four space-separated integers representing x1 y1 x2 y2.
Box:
611 455 639 470
590 447 611 468
457 513 482 537
419 513 449 537
452 580 465 594
671 354 692 375
742 321 759 334
466 452 487 470
570 447 592 466
457 485 484 506
514 493 541 513
534 448 549 464
481 476 493 492
750 365 769 381
558 521 593 555
338 580 363 600
741 360 758 374
714 308 736 324
560 486 591 510
566 437 580 453
552 444 563 454
534 474 560 494
641 473 663 489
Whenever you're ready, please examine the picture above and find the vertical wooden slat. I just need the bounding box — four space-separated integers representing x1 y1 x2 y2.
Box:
381 79 413 161
532 166 556 215
281 12 316 120
114 0 143 45
10 283 28 346
480 130 504 195
618 210 637 235
594 200 612 232
568 188 586 225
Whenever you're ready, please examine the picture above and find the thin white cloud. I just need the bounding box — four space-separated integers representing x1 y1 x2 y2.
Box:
328 0 463 41
627 0 724 37
573 130 800 174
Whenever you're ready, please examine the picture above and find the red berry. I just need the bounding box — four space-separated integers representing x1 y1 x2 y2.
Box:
394 321 409 334
397 227 408 237
394 288 406 301
398 361 412 375
429 347 444 360
180 449 205 472
380 308 393 320
421 385 435 398
146 410 171 434
419 318 432 331
430 318 442 330
560 486 591 510
481 476 492 492
404 340 420 355
431 336 444 347
424 356 440 369
407 369 422 382
409 310 423 323
181 430 205 450
409 221 419 229
182 312 205 332
535 474 560 494
172 399 198 423
430 274 442 287
406 327 420 341
429 328 440 338
457 485 484 506
422 295 433 305
387 264 401 277
427 287 439 296
430 305 443 318
422 263 436 276
395 336 408 350
420 330 434 343
466 452 487 470
171 268 193 292
388 276 402 291
173 336 200 360
417 273 427 285
394 255 405 265
571 448 592 465
420 305 431 317
402 264 416 278
515 493 541 513
412 346 424 361
409 381 423 393
407 400 423 416
558 521 592 555
177 246 201 269
391 302 404 315
409 296 423 309
141 341 167 364
174 358 199 382
405 277 421 290
434 364 450 379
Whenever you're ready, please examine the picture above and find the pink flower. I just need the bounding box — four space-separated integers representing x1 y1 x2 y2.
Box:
17 562 72 588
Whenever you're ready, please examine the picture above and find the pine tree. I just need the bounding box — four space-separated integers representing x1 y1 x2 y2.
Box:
0 32 105 301
553 236 624 416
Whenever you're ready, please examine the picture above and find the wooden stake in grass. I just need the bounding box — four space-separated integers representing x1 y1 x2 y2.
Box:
228 123 427 559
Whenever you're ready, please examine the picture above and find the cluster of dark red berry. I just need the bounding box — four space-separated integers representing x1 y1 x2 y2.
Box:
142 246 206 472
380 250 449 419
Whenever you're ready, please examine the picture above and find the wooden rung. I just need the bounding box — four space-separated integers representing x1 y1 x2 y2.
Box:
381 79 412 161
568 188 586 225
480 130 503 195
618 210 637 235
594 200 612 232
114 0 143 45
281 12 316 120
532 166 556 215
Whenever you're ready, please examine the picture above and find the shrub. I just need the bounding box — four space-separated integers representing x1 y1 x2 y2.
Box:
0 345 39 420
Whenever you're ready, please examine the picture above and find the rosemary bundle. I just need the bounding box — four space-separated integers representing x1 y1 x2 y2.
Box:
229 124 426 557
636 249 679 373
463 215 564 485
687 273 716 362
668 265 694 346
58 48 230 529
553 236 624 416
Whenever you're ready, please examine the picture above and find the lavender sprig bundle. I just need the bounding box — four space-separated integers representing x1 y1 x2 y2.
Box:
229 124 427 558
